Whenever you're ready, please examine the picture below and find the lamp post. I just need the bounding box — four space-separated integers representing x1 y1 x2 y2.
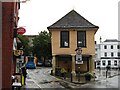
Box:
75 47 82 82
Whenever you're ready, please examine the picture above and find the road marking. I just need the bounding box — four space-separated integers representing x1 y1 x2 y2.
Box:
32 79 43 89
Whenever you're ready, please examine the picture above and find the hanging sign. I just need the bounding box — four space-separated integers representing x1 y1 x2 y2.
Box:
14 50 23 56
17 27 26 35
14 50 21 56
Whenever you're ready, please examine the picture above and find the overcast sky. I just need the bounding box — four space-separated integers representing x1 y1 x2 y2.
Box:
18 0 119 43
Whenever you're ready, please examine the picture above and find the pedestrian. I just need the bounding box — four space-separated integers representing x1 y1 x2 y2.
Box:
106 65 110 78
118 64 120 71
106 65 110 71
21 65 27 85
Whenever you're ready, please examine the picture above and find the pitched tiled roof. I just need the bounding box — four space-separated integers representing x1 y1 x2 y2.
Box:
47 10 99 29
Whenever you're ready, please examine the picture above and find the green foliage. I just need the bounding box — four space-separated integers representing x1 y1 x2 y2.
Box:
61 68 67 73
32 30 52 59
18 35 31 55
85 72 94 81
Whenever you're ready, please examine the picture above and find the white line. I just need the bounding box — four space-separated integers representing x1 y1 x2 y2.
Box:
28 70 43 89
31 79 43 89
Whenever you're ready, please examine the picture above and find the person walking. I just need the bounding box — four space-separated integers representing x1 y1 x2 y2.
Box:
21 65 27 85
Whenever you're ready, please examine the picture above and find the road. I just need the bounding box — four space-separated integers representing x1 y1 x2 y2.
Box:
26 67 65 89
24 67 120 89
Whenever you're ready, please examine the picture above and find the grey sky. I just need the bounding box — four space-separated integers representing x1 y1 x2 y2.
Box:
18 0 119 43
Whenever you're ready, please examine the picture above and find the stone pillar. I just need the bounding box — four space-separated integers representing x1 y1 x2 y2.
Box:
52 55 56 75
71 54 76 81
89 55 95 73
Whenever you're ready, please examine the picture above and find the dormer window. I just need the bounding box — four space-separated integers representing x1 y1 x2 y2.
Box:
60 31 69 48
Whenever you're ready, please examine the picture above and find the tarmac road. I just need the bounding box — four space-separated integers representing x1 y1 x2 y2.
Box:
23 67 120 89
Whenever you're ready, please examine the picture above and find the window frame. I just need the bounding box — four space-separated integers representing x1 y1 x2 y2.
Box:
104 45 107 49
60 31 69 48
97 61 100 65
111 52 114 57
77 31 86 48
114 60 117 66
104 52 107 57
117 45 120 49
102 60 106 66
118 52 120 57
108 60 111 65
111 45 113 49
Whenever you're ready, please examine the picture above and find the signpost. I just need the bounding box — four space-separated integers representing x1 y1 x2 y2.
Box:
17 27 26 35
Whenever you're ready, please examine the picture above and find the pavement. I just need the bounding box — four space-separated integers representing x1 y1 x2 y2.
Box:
21 69 120 89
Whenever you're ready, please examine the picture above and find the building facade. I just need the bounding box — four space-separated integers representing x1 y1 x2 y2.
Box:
1 1 20 89
47 10 99 81
24 35 37 47
95 42 101 68
95 39 120 69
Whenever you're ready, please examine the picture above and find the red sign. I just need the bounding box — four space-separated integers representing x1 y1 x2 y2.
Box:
17 27 26 35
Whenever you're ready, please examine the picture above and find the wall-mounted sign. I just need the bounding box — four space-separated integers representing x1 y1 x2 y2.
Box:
17 27 26 35
76 54 83 64
75 47 83 64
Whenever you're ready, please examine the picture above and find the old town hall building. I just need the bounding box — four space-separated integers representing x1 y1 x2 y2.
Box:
47 10 99 81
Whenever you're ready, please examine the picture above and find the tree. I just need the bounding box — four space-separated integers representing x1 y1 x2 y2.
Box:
32 30 52 61
18 35 31 56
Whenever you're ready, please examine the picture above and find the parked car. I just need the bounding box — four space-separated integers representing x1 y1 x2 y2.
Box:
44 59 52 67
36 60 44 66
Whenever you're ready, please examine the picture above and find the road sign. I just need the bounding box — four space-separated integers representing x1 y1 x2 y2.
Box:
17 27 26 35
75 47 83 64
76 54 83 64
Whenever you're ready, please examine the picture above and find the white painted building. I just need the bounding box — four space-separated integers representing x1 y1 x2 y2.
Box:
95 39 120 69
